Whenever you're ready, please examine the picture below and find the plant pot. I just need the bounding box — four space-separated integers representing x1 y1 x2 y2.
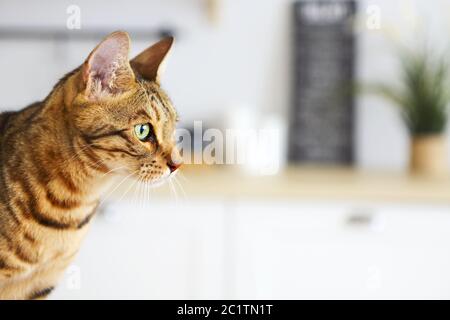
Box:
410 135 448 176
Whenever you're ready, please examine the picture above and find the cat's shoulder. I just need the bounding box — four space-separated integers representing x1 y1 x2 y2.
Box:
0 111 15 136
0 101 42 135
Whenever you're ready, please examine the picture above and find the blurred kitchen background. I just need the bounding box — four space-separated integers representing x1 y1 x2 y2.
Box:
2 0 450 299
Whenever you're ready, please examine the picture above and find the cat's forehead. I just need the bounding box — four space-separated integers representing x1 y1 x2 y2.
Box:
137 80 177 121
140 81 168 102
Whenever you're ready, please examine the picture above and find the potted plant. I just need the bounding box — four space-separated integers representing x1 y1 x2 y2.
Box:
370 49 450 176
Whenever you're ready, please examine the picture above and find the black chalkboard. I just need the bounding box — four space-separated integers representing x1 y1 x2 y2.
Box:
288 0 356 164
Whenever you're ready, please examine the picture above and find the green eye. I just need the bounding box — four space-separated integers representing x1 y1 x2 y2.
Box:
134 123 152 141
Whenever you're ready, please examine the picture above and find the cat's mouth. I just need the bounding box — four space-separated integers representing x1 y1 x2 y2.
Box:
141 168 172 187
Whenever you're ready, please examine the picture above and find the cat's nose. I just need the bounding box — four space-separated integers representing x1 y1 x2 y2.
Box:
167 148 182 173
167 160 181 173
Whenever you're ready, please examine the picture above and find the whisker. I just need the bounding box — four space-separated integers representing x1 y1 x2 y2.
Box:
117 176 139 203
140 178 148 211
137 178 144 210
99 170 138 206
100 165 128 178
176 170 189 183
143 180 148 210
144 181 149 210
168 178 179 205
148 181 154 207
173 175 188 201
146 181 151 207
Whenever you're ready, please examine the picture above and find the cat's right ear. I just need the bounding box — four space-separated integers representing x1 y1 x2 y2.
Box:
82 31 135 100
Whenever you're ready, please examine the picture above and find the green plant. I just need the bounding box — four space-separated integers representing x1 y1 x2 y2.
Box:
369 49 450 135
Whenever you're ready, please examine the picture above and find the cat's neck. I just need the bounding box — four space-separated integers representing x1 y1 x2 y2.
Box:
34 71 112 204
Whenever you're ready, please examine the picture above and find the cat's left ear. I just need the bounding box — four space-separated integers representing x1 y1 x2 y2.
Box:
82 31 135 100
130 37 174 84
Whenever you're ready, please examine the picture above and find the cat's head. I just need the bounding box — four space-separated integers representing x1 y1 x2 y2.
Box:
70 31 181 184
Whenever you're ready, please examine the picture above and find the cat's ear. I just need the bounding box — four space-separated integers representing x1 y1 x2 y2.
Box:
130 37 174 84
82 31 135 100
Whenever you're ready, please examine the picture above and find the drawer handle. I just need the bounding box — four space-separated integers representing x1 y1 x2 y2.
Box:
345 211 374 227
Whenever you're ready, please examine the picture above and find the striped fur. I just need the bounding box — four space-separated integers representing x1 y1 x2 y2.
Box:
0 31 180 299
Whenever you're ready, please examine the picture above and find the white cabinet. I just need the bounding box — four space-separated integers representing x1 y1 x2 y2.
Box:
52 198 450 299
232 201 450 299
52 200 225 299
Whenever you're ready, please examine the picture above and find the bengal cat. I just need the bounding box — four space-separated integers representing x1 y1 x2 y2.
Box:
0 31 182 299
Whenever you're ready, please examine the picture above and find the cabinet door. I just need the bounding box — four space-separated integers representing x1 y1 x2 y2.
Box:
52 200 225 299
232 201 450 299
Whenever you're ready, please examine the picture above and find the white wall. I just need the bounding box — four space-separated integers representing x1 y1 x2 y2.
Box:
356 0 450 170
0 0 450 170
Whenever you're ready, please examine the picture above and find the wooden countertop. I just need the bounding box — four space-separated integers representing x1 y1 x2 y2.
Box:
112 165 450 204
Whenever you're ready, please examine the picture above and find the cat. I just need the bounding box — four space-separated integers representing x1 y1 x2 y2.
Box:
0 31 182 299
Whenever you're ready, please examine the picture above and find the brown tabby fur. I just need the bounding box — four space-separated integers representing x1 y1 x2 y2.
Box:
0 31 181 299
